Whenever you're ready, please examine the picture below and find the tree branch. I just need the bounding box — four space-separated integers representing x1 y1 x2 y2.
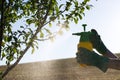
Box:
0 0 5 58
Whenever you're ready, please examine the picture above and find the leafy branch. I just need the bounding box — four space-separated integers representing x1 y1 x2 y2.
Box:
0 0 92 79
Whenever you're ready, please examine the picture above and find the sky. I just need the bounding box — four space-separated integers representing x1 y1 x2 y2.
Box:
1 0 120 65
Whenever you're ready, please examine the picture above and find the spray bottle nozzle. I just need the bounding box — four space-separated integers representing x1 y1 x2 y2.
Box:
82 24 87 32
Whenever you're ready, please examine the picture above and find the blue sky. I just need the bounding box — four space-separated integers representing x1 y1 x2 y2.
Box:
20 0 120 63
1 0 120 65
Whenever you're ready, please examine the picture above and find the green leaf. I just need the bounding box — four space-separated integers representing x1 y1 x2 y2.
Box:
86 5 90 10
8 36 12 42
26 19 33 25
6 55 14 62
49 22 52 27
1 41 5 46
58 30 63 35
13 36 18 42
65 2 72 11
50 16 56 21
22 31 26 34
55 6 59 14
59 4 64 9
80 7 85 13
79 14 82 20
44 28 51 34
74 1 78 6
2 52 6 59
31 47 35 54
84 0 90 3
49 36 54 42
74 18 78 24
40 31 44 38
8 26 12 33
13 48 17 53
31 44 35 54
20 26 24 28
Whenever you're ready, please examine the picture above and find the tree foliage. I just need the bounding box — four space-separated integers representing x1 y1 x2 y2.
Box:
0 0 92 79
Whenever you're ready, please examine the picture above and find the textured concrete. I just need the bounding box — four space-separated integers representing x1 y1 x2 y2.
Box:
1 58 120 80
